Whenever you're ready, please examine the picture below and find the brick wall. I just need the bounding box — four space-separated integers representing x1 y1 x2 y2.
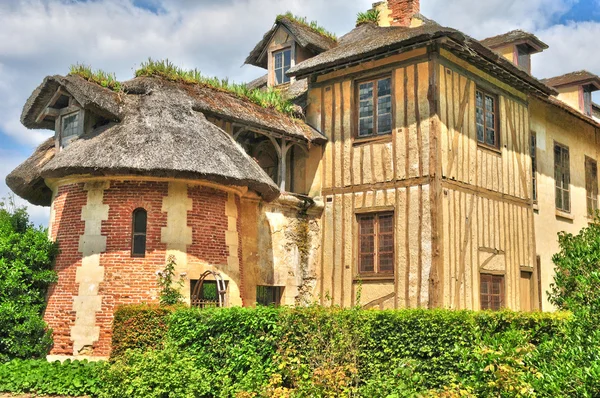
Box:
45 180 236 357
388 0 420 26
45 183 86 355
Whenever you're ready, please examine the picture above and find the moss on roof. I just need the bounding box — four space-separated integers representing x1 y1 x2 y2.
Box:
356 9 380 27
69 64 122 92
276 12 337 42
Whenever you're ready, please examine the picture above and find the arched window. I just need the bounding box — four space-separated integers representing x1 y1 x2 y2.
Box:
131 208 147 257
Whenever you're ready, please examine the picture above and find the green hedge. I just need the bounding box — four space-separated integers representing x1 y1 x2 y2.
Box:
0 358 105 396
107 306 570 397
110 304 177 358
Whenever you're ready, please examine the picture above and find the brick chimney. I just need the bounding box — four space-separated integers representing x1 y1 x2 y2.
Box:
388 0 420 27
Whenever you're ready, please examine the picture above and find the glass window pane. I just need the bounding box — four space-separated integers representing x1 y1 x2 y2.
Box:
133 235 146 255
359 117 374 137
275 69 283 85
377 114 392 135
133 210 147 233
476 91 483 108
379 215 393 233
274 52 282 69
477 124 484 143
377 78 391 97
360 100 374 118
360 255 375 273
360 235 375 254
377 96 392 115
359 82 374 101
486 128 495 146
379 253 394 272
485 95 494 112
359 216 374 234
283 49 291 68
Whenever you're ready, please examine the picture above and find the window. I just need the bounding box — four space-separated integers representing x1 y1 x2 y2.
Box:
554 143 571 212
475 88 499 149
480 274 505 310
531 133 537 203
131 208 147 257
190 280 229 308
583 85 593 116
256 286 283 306
60 112 80 147
273 48 292 85
586 157 598 216
357 76 392 137
357 212 394 275
516 45 530 73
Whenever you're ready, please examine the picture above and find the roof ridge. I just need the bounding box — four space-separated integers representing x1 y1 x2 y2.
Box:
276 12 337 42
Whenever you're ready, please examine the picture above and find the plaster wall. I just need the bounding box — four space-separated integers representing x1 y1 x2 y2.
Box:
530 97 600 310
556 86 582 113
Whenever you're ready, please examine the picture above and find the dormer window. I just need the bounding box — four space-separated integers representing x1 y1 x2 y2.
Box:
583 85 593 116
274 48 292 85
516 44 530 73
60 112 80 147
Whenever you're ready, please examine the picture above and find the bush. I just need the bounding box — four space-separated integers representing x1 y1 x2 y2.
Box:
0 198 58 361
111 304 176 358
0 358 105 396
109 305 567 397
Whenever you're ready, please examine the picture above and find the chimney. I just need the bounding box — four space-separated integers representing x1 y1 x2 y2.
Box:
388 0 420 27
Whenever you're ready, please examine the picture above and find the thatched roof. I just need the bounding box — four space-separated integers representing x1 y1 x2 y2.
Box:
542 70 600 90
22 75 123 130
244 75 310 112
245 16 337 69
8 75 286 206
246 74 268 90
288 24 556 97
480 30 548 52
5 138 55 206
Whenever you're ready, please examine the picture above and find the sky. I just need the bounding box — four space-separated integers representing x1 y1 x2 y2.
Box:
1 0 599 226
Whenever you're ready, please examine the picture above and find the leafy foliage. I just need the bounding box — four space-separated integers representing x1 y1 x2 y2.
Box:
550 216 600 321
110 304 176 359
107 305 568 397
276 12 337 41
0 358 106 396
0 197 58 362
69 63 122 92
356 9 381 26
135 58 297 115
158 255 184 305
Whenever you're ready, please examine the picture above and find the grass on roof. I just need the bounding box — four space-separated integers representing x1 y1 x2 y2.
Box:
69 64 122 92
276 12 337 41
356 9 380 27
135 58 296 115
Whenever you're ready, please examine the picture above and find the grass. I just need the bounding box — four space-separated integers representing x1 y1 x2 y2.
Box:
276 12 337 41
134 58 296 115
69 64 122 92
356 9 381 26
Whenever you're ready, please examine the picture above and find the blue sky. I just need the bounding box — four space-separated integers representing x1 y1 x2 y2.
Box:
1 0 599 226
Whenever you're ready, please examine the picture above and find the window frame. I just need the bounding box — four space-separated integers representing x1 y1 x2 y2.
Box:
272 47 292 86
59 110 82 148
480 273 505 311
355 75 393 139
475 87 501 150
531 132 538 203
585 156 598 217
256 286 284 307
131 208 148 258
554 142 571 213
356 211 395 277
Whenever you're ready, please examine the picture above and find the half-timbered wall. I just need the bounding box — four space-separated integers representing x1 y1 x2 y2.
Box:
438 51 536 310
307 51 434 308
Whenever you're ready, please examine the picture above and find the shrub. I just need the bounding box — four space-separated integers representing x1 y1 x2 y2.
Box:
100 348 212 398
356 9 380 26
0 358 105 396
0 197 58 361
110 304 176 359
158 255 184 305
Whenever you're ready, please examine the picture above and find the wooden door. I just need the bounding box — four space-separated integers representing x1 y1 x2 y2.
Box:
520 271 533 312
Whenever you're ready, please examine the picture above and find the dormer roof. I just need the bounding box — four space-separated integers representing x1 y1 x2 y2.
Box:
480 30 548 54
245 16 337 69
542 70 600 91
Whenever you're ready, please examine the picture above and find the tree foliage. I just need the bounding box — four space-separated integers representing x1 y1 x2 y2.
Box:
0 197 58 361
